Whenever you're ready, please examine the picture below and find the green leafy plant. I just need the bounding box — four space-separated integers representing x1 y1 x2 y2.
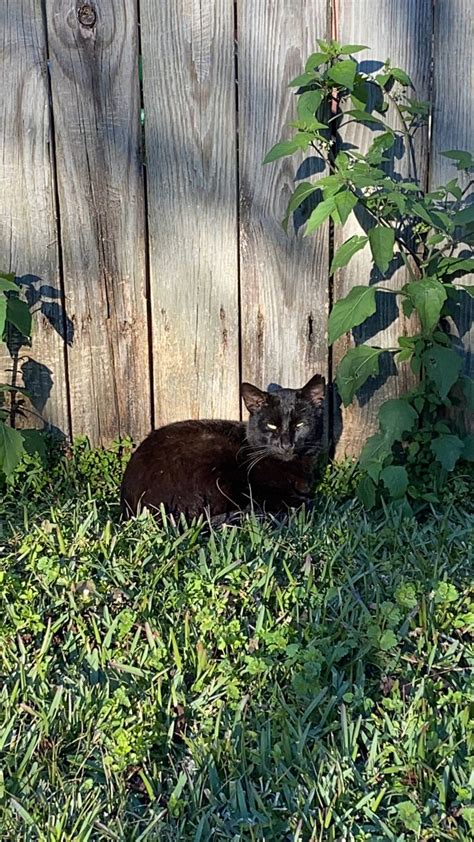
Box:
264 39 474 508
0 272 44 477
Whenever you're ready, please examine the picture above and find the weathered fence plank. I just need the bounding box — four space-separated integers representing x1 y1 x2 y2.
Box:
45 0 150 444
0 0 68 435
141 0 240 425
431 0 473 387
334 0 433 456
238 0 330 405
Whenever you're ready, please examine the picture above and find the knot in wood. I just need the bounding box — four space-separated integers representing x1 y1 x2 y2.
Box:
77 3 96 28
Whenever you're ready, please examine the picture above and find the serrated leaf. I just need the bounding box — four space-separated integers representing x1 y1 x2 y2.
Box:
357 475 376 509
297 89 325 124
379 399 418 442
358 431 392 482
6 296 32 338
368 225 395 273
332 190 358 225
395 801 421 833
328 60 357 91
339 44 369 55
335 346 384 406
282 182 319 232
380 465 409 498
305 196 336 235
0 422 25 476
0 276 19 293
405 278 447 331
378 629 399 650
305 52 327 71
431 434 464 471
422 346 462 399
330 235 368 272
328 286 376 345
263 133 312 164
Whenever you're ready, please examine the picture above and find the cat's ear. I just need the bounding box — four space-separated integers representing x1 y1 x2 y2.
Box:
300 373 325 405
241 382 268 414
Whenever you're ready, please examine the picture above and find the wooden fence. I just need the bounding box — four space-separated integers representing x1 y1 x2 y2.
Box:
1 0 472 454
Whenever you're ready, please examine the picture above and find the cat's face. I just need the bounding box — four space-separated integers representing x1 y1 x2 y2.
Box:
241 374 325 459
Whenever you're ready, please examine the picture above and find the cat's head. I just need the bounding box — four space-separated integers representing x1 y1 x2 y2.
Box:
241 374 325 459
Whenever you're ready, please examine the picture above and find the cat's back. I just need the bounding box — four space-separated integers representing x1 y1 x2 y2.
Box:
121 419 246 518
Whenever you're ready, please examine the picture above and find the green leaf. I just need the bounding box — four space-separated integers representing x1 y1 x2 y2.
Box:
297 90 325 124
423 346 462 399
395 801 421 834
440 257 474 275
434 581 459 604
346 109 386 126
357 475 376 509
335 346 384 406
282 182 319 232
390 68 413 87
405 278 447 332
332 190 358 225
453 205 474 226
380 465 409 498
338 44 368 55
0 276 19 293
368 226 395 273
6 296 32 338
378 629 398 650
431 434 464 471
330 235 368 273
0 295 6 338
305 196 336 235
460 376 474 409
328 60 358 91
379 399 418 442
328 286 376 345
441 150 473 171
304 52 327 71
263 133 312 164
0 421 25 476
462 434 474 461
359 431 392 482
288 72 318 88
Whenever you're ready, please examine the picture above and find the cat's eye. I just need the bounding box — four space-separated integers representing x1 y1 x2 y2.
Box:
266 423 277 430
296 422 305 428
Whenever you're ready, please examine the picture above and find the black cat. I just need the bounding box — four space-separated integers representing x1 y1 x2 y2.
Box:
120 374 325 519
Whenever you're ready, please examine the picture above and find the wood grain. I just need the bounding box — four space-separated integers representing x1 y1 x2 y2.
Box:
0 0 68 435
140 0 240 424
431 0 473 389
45 0 150 444
334 0 433 456
238 0 330 409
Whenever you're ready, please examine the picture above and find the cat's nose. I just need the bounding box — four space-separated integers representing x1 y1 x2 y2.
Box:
280 438 292 452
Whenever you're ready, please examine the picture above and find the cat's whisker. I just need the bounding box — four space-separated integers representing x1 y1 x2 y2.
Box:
246 452 269 475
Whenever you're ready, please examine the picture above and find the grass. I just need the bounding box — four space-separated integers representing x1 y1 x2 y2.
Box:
0 439 473 841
